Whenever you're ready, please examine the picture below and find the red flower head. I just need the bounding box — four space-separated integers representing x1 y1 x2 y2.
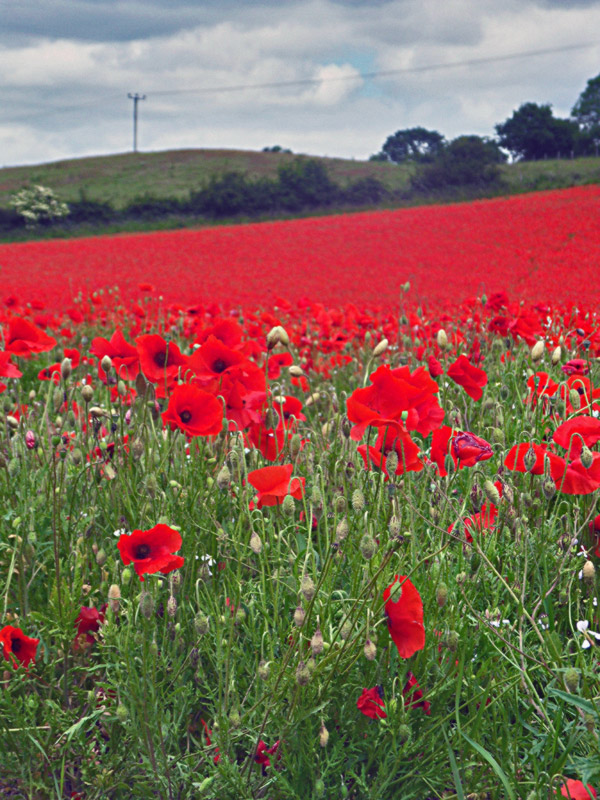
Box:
90 328 140 381
383 576 425 659
254 739 281 770
357 686 387 719
552 416 600 459
162 383 223 437
136 334 189 385
357 421 423 479
559 779 597 799
247 464 305 508
188 335 250 387
562 359 589 377
427 355 444 378
0 625 39 669
75 605 107 646
402 672 431 715
4 318 57 358
117 524 185 581
447 355 488 401
0 351 22 379
526 372 558 406
451 432 493 467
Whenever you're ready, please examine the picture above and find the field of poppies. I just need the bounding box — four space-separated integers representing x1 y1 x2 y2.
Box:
1 187 600 799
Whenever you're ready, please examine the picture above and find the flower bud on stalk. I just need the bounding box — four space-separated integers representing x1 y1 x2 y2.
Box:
583 560 596 586
530 340 545 362
372 338 388 358
139 592 154 619
296 660 311 685
436 583 448 608
301 575 316 602
569 389 581 410
551 345 562 365
249 531 262 554
523 444 537 473
319 723 329 748
363 639 377 661
351 488 365 512
294 606 306 627
108 583 121 613
60 358 72 381
580 446 594 469
564 668 580 693
483 480 500 506
436 328 448 350
311 627 324 655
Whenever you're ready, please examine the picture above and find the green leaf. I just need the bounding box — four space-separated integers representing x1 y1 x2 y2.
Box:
460 731 516 800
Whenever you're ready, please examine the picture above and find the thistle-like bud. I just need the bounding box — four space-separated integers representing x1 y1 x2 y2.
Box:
523 444 537 473
564 667 580 693
216 464 231 489
290 433 302 458
249 531 262 554
363 639 377 661
311 627 324 655
60 357 72 381
385 450 399 477
483 480 500 506
351 488 365 512
294 605 306 627
258 659 270 680
167 595 177 618
340 619 352 640
569 389 581 410
282 494 296 516
335 516 349 542
359 533 377 560
319 723 329 748
580 446 594 469
140 592 154 619
372 338 388 358
108 583 121 613
436 328 448 350
194 613 209 635
583 560 596 586
397 723 411 745
551 345 562 365
296 660 311 685
436 583 448 608
530 340 544 362
443 631 459 652
542 475 557 501
301 575 316 602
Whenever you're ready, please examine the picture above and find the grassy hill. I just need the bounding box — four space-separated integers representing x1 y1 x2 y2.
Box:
1 148 600 212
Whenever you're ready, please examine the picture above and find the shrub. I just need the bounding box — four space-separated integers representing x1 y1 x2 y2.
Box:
9 184 70 226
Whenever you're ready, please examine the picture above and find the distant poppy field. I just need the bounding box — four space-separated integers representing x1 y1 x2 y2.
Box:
1 187 600 799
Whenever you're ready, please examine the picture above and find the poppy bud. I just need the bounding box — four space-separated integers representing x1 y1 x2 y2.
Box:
294 605 306 627
436 583 448 607
334 494 346 514
584 713 595 733
389 514 401 537
95 548 107 567
564 668 580 693
288 364 304 378
195 613 209 635
340 619 352 640
319 723 329 748
116 704 128 723
301 576 316 602
397 723 411 744
282 494 296 517
250 531 262 554
372 338 388 358
569 389 581 410
311 485 322 510
216 465 231 489
542 475 556 501
385 450 399 476
581 446 594 469
289 433 302 458
436 329 448 350
482 480 500 506
351 488 365 512
6 416 18 431
551 345 562 365
444 631 459 652
101 355 113 373
523 444 537 473
360 533 377 560
108 583 121 613
583 560 596 586
257 659 270 681
336 517 349 542
296 660 311 685
341 417 351 438
530 340 544 362
311 627 324 655
60 357 72 381
167 595 177 618
121 568 132 585
229 708 241 729
456 572 468 586
491 427 505 445
140 592 154 619
235 608 246 625
363 639 377 661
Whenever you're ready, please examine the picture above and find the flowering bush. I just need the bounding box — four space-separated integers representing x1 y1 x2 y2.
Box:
9 184 69 225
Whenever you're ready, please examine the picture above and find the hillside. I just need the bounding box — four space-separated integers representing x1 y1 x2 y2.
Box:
1 148 600 211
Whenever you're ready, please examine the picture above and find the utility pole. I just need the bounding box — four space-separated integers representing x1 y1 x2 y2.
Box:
127 92 146 152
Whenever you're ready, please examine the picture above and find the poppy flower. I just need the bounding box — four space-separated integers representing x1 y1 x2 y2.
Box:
553 454 600 495
403 672 431 715
0 625 39 669
254 739 281 770
75 605 107 647
90 328 140 380
247 464 305 508
200 719 221 764
450 503 498 542
357 686 387 719
136 334 189 385
562 359 589 377
162 383 223 437
427 355 444 378
552 416 600 459
559 779 597 799
447 355 488 401
0 351 22 379
504 442 562 476
4 318 57 358
117 524 185 581
357 422 423 479
451 432 493 467
526 372 558 406
384 576 425 659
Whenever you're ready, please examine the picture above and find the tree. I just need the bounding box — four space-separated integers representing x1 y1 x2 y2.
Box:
572 73 600 154
410 135 504 191
376 127 446 163
495 102 579 161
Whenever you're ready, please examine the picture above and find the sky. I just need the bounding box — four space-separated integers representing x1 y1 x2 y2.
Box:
1 0 600 167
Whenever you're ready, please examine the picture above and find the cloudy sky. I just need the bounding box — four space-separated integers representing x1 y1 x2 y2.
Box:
1 0 599 167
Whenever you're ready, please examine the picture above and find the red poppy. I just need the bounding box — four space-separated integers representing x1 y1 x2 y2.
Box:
75 604 107 646
117 524 185 581
427 355 444 378
188 335 250 385
383 576 425 659
90 328 140 380
247 464 305 508
402 672 431 715
357 686 387 719
254 739 281 769
559 779 597 799
0 625 39 669
450 503 498 542
446 355 488 401
162 383 223 437
552 416 600 459
451 431 493 467
200 719 221 764
267 351 293 380
553 454 600 495
357 422 423 479
504 442 562 476
526 372 558 406
4 318 57 358
0 351 22 378
136 334 189 385
562 359 589 377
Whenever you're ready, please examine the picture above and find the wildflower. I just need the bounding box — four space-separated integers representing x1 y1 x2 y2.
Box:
117 524 185 582
451 431 493 467
254 739 280 771
357 686 387 719
247 464 305 509
559 778 597 798
384 576 425 659
446 355 488 401
402 672 431 715
561 359 589 377
0 625 39 669
162 383 223 437
74 605 106 647
576 620 600 649
4 318 57 358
